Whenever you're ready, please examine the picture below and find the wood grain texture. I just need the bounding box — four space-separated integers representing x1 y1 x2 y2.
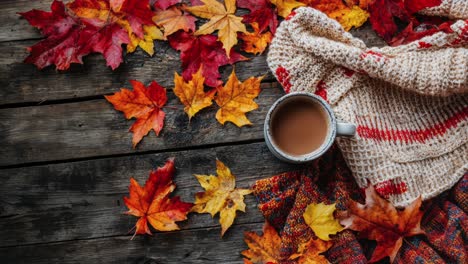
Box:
0 142 296 247
0 83 282 166
0 222 264 264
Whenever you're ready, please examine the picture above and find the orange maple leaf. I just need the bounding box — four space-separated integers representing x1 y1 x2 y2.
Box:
271 0 306 18
289 238 332 264
174 65 216 120
240 22 273 55
337 185 425 263
105 80 167 147
242 221 282 264
153 4 196 38
215 70 263 127
123 158 193 238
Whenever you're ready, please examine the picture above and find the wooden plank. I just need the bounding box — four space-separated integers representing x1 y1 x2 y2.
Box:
0 40 273 105
0 0 46 42
0 142 295 247
0 84 283 166
0 223 263 264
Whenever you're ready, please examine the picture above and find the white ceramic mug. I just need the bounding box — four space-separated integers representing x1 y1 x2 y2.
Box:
264 92 356 163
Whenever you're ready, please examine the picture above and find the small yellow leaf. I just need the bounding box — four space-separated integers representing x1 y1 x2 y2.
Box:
270 0 306 18
192 160 252 236
303 202 344 241
329 6 369 31
173 66 216 120
215 70 263 127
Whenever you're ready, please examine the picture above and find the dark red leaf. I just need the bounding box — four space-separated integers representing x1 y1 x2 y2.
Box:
237 0 279 34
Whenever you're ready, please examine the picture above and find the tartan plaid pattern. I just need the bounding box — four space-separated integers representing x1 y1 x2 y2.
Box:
252 146 467 263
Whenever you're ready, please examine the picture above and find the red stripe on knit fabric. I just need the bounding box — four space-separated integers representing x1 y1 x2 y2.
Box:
357 107 468 143
374 180 408 199
315 81 328 102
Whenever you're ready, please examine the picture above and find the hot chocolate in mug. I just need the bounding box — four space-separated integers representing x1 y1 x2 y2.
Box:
264 92 356 163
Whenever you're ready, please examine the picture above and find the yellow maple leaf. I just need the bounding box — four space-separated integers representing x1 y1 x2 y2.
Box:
153 5 196 37
303 202 344 241
329 5 369 31
242 221 283 263
240 22 273 55
173 66 216 120
184 0 247 57
289 238 332 264
270 0 306 18
127 25 164 55
215 70 263 127
192 160 252 236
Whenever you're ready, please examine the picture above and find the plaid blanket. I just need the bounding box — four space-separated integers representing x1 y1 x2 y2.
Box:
252 146 467 263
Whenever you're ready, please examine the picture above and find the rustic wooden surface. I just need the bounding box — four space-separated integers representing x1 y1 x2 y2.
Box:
0 1 385 263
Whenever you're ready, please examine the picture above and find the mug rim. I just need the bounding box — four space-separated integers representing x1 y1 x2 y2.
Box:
264 92 337 163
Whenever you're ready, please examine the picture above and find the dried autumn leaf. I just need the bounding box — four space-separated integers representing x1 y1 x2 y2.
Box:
184 0 247 56
154 5 196 37
368 0 442 42
237 0 279 34
328 5 369 31
124 158 193 237
240 22 273 55
303 202 344 241
215 70 263 127
68 0 161 55
168 31 247 87
192 160 252 236
242 221 282 264
105 80 167 147
153 0 181 10
337 185 425 263
174 66 216 119
270 0 306 18
289 238 332 264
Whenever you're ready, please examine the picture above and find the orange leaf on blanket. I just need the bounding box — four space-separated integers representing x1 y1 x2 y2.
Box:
337 185 425 263
288 238 332 264
215 70 263 127
192 160 252 236
105 80 167 147
173 65 216 120
242 221 282 264
123 158 193 238
240 22 273 55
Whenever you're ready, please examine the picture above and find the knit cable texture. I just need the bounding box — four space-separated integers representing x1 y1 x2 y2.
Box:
267 1 468 207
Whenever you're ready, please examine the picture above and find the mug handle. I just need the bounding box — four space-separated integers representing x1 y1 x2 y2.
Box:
336 122 356 137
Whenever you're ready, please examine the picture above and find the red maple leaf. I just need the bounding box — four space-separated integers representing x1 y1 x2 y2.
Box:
124 158 193 237
368 0 442 42
19 0 131 70
390 20 453 46
152 0 181 10
105 80 167 147
19 1 88 70
237 0 279 34
168 31 248 87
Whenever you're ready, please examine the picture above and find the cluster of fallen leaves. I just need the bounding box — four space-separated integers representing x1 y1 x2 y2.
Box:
124 158 251 237
125 158 425 263
21 0 448 147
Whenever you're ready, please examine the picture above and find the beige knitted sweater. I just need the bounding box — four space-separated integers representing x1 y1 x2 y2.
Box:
267 0 468 207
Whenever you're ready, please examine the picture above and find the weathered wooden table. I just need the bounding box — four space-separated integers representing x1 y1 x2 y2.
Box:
0 1 385 263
